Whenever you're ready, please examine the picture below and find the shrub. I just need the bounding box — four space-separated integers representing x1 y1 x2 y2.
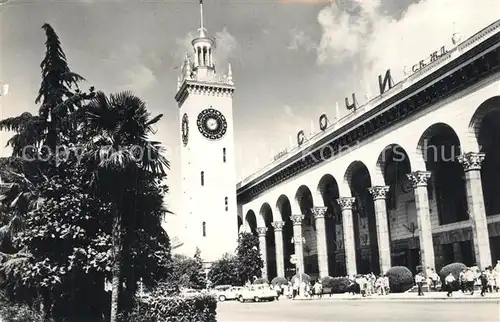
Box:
253 277 269 285
125 294 217 322
292 273 311 283
439 262 467 291
0 301 50 322
320 276 335 288
270 276 288 286
329 277 352 294
386 266 414 293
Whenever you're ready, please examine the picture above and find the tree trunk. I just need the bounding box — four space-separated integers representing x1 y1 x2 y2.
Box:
110 214 122 322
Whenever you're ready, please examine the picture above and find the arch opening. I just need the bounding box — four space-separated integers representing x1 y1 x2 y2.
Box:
276 195 294 277
376 144 418 272
295 185 318 276
260 203 277 279
317 174 344 276
418 123 471 267
345 161 379 274
245 210 258 236
471 96 500 264
418 123 468 225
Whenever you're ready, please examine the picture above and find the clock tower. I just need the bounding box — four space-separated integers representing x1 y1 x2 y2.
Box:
174 0 238 265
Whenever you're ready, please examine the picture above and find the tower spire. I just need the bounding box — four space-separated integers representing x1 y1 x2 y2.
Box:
198 0 207 38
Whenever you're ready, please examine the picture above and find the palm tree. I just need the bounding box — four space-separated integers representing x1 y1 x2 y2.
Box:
80 91 168 322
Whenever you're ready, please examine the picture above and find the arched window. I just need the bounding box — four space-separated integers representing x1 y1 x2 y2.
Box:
202 222 206 237
223 148 227 163
225 197 228 211
201 171 204 186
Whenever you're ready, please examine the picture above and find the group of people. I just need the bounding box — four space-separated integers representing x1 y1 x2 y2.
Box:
271 273 391 299
352 273 390 297
413 262 500 297
269 261 500 300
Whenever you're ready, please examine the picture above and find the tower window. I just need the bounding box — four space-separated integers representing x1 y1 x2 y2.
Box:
201 171 204 186
223 148 227 163
202 222 206 237
225 197 228 211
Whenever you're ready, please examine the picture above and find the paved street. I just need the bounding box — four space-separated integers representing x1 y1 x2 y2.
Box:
217 298 500 321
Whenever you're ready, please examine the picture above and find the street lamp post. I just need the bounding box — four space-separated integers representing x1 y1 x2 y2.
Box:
291 236 306 297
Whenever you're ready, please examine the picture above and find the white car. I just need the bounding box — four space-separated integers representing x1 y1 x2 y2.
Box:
180 288 201 298
238 285 277 302
213 285 243 302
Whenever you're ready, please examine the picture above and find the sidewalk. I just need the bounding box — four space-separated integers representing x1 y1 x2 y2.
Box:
290 291 500 301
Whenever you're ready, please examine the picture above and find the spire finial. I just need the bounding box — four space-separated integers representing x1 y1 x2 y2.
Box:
198 0 206 38
227 63 233 82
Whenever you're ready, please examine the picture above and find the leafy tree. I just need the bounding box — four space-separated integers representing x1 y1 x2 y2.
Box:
207 253 240 287
191 248 206 289
169 248 205 289
235 233 262 285
0 24 172 322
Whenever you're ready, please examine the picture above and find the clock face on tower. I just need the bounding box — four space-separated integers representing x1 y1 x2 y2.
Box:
181 113 189 146
197 108 227 140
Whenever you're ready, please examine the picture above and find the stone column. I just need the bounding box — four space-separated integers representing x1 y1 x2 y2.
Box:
257 227 268 280
271 221 285 278
458 152 492 269
337 197 357 277
312 206 329 278
368 186 392 275
407 171 435 274
291 214 305 276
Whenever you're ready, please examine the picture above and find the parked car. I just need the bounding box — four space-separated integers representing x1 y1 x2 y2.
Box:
213 285 243 302
238 285 277 302
180 288 201 298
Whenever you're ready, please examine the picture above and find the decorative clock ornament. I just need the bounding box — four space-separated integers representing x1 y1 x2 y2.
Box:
182 113 189 146
197 107 227 140
319 114 328 131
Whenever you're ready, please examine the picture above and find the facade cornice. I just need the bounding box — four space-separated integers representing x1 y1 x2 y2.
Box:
175 79 235 105
237 31 500 203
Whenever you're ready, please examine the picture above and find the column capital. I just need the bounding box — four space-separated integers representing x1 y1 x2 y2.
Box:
406 171 431 187
368 186 390 200
337 197 356 210
291 214 304 226
458 152 485 172
311 206 328 219
271 221 285 231
257 227 267 237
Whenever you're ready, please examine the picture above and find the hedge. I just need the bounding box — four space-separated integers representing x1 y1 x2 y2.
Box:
253 277 269 285
386 266 414 293
270 276 288 286
439 262 467 291
125 294 217 322
320 276 352 294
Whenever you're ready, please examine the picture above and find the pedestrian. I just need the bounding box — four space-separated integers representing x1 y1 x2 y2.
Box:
292 278 299 299
465 268 475 294
314 280 323 299
445 272 456 297
415 272 424 296
480 270 489 297
459 269 466 293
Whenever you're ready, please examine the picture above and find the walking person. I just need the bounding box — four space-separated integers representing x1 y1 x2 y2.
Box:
292 278 299 299
445 272 456 297
459 269 466 293
465 268 475 295
415 272 425 296
480 270 489 297
314 280 323 299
